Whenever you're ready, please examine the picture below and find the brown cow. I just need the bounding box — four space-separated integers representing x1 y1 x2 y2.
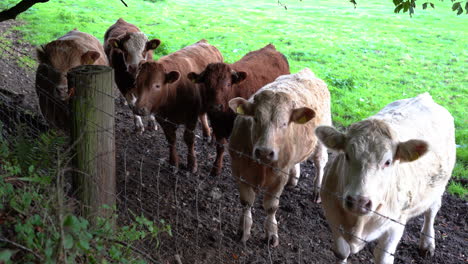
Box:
228 68 332 247
187 44 290 176
36 29 108 130
129 39 223 173
104 18 161 132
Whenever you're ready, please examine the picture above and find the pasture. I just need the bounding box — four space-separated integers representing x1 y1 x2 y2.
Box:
0 0 466 263
1 0 466 195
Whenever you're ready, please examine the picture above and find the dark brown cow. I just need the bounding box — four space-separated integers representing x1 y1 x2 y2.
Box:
35 29 108 130
129 39 223 173
104 18 161 132
188 44 290 175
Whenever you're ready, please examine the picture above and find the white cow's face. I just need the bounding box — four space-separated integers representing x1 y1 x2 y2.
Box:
316 119 429 216
229 91 315 164
108 33 161 77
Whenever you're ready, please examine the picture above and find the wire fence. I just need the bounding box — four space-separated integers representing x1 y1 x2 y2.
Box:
0 33 466 264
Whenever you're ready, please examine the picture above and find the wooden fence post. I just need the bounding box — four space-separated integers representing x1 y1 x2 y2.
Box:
68 65 115 222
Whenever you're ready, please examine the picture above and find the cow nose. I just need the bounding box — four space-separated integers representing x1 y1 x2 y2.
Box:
135 107 149 116
254 147 275 162
345 195 372 214
128 64 137 76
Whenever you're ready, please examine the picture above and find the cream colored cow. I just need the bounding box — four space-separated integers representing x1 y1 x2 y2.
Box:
228 68 332 247
315 93 456 264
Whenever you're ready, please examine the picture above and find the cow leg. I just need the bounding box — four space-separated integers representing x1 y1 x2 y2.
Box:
147 114 158 131
184 120 198 173
419 197 441 257
134 115 145 133
159 120 179 169
287 163 300 186
238 182 255 246
199 113 211 141
312 143 328 203
263 184 284 247
374 225 405 264
210 137 227 176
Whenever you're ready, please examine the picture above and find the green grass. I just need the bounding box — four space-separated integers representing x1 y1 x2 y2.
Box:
1 0 467 196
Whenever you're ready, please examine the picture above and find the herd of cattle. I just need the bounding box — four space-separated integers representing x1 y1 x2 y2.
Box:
33 18 456 264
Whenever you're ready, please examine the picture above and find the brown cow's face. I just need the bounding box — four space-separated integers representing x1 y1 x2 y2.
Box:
108 33 160 77
315 120 429 216
36 40 100 100
229 91 315 164
130 61 180 116
188 63 247 112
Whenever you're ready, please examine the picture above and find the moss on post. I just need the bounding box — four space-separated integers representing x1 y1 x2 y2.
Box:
68 65 115 223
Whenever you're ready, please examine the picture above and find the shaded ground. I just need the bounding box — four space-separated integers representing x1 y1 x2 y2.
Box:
0 20 466 264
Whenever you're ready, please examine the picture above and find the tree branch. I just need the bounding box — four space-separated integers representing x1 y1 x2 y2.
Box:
0 0 50 22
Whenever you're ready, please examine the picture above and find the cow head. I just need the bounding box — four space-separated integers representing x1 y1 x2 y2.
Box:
108 33 160 77
229 91 315 164
188 63 247 112
37 40 101 100
315 119 429 216
129 61 180 116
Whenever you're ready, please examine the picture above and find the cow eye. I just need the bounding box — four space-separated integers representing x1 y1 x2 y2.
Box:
384 159 391 167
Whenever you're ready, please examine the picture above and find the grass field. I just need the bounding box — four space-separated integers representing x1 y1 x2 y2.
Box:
1 0 467 196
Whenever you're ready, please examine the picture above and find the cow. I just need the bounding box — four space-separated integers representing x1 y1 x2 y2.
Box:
35 29 108 131
228 68 331 247
103 18 161 133
315 93 456 264
129 39 223 173
187 44 290 176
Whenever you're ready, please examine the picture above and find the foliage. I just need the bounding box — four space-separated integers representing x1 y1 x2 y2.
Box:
0 123 171 263
349 0 468 16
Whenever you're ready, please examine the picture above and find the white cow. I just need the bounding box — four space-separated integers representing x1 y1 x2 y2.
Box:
229 68 332 247
315 93 456 264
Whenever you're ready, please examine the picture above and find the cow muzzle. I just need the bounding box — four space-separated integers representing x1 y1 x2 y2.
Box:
344 195 373 215
134 106 150 116
253 146 277 163
127 64 138 77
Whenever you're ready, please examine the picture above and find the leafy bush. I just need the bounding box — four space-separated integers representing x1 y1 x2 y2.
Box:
0 123 171 263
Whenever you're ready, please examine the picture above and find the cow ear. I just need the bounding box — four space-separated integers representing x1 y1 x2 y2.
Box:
81 51 100 65
315 126 346 150
187 72 204 84
108 38 120 49
290 107 315 124
232 71 247 84
165 71 180 84
396 139 428 162
228 97 253 116
36 45 47 63
146 39 161 51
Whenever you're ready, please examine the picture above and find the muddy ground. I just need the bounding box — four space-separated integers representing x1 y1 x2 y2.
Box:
0 20 466 264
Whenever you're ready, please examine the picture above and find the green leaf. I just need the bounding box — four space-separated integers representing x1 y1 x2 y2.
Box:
394 4 404 13
452 2 461 11
423 2 428 9
430 2 435 8
64 233 74 249
466 1 468 13
0 249 17 261
393 0 403 5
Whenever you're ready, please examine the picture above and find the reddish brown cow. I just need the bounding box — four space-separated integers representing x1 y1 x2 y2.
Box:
104 18 161 132
35 29 108 130
188 44 290 175
129 39 223 173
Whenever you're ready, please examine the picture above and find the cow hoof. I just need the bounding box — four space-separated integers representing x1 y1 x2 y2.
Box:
267 234 279 248
209 167 221 177
147 123 158 131
312 191 322 204
135 125 145 134
418 246 435 258
287 177 298 187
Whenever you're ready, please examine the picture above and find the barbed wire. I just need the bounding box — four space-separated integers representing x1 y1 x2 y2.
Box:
0 37 465 264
